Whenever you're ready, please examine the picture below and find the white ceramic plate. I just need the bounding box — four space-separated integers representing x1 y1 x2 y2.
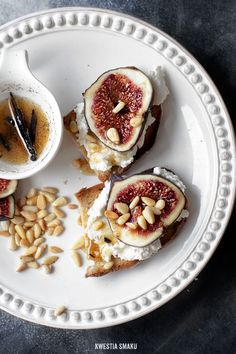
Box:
0 8 235 329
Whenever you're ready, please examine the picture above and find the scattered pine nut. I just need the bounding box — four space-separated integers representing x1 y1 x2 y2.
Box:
24 246 37 256
21 211 37 221
16 263 27 272
35 244 47 260
42 264 53 274
54 305 66 317
71 238 84 250
43 256 59 265
53 225 64 236
15 225 26 240
68 204 78 210
53 207 65 218
27 188 37 198
71 251 82 267
9 235 17 251
11 216 25 225
27 261 39 269
34 237 45 246
44 213 56 222
53 197 68 207
49 246 63 253
42 187 58 194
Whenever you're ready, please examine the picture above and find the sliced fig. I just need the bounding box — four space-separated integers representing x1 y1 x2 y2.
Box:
106 174 186 247
84 67 153 152
0 195 15 220
0 178 18 198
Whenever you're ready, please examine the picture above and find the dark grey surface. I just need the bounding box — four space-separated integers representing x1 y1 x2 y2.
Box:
0 1 235 353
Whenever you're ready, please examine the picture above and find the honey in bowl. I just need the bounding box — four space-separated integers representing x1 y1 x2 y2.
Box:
0 95 49 164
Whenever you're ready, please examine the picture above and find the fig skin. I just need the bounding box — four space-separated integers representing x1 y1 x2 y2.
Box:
83 66 154 152
0 195 15 221
106 169 187 248
0 179 18 198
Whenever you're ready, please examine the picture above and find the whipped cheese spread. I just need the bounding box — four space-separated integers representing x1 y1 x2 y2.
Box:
75 66 169 172
86 167 188 262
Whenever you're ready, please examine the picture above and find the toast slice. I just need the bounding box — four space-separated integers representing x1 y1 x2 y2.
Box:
76 182 187 278
64 104 161 182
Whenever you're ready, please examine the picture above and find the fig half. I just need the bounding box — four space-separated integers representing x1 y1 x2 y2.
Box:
0 178 18 198
0 195 15 221
84 67 153 152
106 174 186 247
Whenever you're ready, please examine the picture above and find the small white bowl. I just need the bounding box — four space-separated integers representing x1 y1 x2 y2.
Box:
0 50 62 180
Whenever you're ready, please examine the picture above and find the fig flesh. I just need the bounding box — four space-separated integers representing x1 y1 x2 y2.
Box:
106 174 186 247
0 178 17 198
0 195 15 220
84 67 153 152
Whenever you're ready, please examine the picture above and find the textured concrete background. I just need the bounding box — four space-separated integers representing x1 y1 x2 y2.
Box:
0 1 235 353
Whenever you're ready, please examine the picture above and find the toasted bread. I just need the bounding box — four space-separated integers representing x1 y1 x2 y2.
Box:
75 181 187 278
64 105 161 182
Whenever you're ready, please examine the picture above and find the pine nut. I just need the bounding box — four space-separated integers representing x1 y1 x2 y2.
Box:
155 199 166 210
11 216 25 225
47 219 61 228
54 305 66 316
16 263 27 272
71 238 85 250
9 235 17 251
141 197 156 207
104 210 119 220
9 222 15 235
142 206 155 224
114 202 129 214
15 225 26 240
68 204 78 210
34 237 45 246
27 188 37 198
129 196 140 209
26 196 38 205
130 116 143 127
37 194 47 210
49 246 63 254
44 213 56 222
27 261 39 269
37 210 48 219
22 205 38 213
15 234 21 246
126 222 137 230
21 211 37 221
71 251 82 267
42 187 58 194
0 220 10 231
35 244 47 259
53 225 64 236
137 215 147 230
152 207 161 215
20 239 30 248
39 191 56 203
93 220 104 231
24 246 37 256
53 207 65 218
47 228 54 236
42 264 52 274
43 256 59 265
116 213 130 225
112 100 125 114
24 221 34 228
53 197 68 207
86 134 97 143
106 127 120 144
20 255 34 262
38 219 46 231
33 223 41 238
26 229 35 244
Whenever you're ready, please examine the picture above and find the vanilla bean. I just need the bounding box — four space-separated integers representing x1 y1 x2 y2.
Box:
8 92 37 161
29 109 37 145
